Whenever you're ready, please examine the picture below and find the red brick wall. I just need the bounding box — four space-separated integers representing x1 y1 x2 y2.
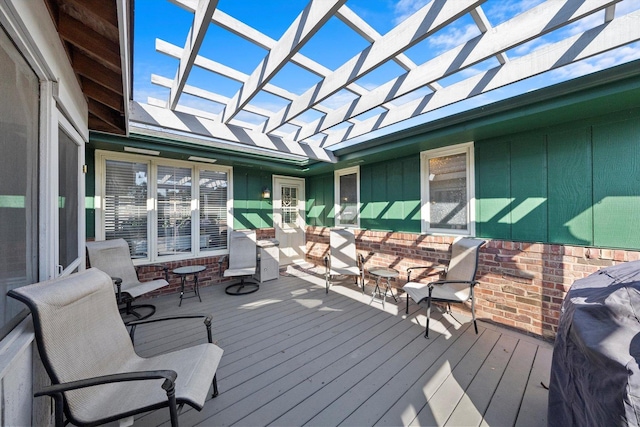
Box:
306 226 640 340
88 228 277 297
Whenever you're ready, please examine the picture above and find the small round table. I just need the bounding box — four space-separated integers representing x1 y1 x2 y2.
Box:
369 267 399 308
173 265 206 306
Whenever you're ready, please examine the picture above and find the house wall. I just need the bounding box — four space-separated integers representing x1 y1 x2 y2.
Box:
476 107 640 249
233 166 274 230
304 105 640 339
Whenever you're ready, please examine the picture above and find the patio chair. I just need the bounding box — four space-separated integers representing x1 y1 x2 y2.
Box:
324 228 365 294
7 268 223 427
403 237 486 338
222 229 259 295
86 238 169 321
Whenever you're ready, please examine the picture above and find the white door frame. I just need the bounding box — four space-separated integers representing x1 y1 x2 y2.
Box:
272 175 306 265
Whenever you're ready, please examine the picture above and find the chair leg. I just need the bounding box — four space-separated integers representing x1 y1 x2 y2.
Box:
212 374 219 398
471 288 478 334
406 293 409 315
166 384 179 427
425 287 433 339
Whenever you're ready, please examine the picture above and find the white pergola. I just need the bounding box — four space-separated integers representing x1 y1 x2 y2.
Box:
130 0 640 163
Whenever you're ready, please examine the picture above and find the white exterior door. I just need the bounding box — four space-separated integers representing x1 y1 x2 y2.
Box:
273 176 305 265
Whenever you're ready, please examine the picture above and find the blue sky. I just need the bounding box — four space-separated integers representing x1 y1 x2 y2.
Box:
133 0 640 142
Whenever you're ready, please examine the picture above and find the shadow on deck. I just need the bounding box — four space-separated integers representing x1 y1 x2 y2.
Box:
130 265 552 427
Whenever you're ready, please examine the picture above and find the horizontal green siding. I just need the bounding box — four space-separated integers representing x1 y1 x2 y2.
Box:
476 109 640 250
233 167 273 230
306 174 334 227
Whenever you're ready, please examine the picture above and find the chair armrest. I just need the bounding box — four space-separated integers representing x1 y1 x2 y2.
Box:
128 314 214 344
34 369 177 397
357 253 365 270
218 256 228 276
111 277 123 303
406 265 443 281
428 279 478 288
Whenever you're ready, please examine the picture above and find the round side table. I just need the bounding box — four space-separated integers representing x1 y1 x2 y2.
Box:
369 267 399 308
173 265 206 306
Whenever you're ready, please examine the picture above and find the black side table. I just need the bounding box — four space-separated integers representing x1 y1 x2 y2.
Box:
173 265 206 306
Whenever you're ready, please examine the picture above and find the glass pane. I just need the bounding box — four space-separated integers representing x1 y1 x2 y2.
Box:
339 173 357 225
428 153 467 230
58 129 78 269
157 165 192 256
199 170 228 250
0 27 39 339
105 160 148 257
281 186 298 225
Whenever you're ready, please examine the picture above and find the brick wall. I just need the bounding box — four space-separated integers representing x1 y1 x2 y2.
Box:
306 226 640 340
88 228 277 297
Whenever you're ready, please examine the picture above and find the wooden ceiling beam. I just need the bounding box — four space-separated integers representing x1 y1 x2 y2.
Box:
72 48 123 95
88 98 123 132
58 11 121 70
82 77 123 111
64 0 119 27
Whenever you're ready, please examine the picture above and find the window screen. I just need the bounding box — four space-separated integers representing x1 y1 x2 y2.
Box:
199 169 228 250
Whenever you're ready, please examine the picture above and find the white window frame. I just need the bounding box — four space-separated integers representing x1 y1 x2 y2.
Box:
334 166 360 228
420 142 475 236
57 113 85 275
95 150 233 264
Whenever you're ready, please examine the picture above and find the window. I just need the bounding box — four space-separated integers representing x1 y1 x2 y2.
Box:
58 125 81 273
0 26 39 339
97 152 231 262
335 166 360 227
420 143 475 235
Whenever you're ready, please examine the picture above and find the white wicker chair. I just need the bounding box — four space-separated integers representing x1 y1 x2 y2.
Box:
324 228 365 294
86 238 169 320
8 268 223 427
403 237 486 338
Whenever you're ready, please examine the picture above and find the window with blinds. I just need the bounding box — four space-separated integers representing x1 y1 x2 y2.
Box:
100 153 230 261
157 165 192 256
199 170 228 250
104 159 149 257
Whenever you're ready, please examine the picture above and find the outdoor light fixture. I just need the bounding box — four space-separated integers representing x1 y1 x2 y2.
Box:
262 187 271 199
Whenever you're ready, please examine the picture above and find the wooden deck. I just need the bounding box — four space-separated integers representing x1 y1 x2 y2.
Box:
131 265 552 427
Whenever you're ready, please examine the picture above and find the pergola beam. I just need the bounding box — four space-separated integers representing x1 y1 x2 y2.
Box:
168 0 218 109
295 0 620 142
263 0 483 134
220 0 347 124
323 9 640 146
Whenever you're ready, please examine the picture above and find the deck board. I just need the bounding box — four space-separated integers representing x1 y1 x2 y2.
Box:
130 268 552 427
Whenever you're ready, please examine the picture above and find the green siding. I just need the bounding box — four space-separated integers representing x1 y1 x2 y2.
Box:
85 147 96 239
476 140 511 239
547 128 592 245
510 136 547 242
476 109 640 249
306 174 333 227
593 119 640 248
360 156 420 233
233 167 273 230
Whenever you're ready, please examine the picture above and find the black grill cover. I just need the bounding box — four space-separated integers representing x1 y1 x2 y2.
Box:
548 260 640 427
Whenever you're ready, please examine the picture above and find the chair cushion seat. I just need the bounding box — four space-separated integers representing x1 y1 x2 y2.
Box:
224 267 256 277
70 343 224 424
329 266 361 277
403 281 470 303
119 278 168 299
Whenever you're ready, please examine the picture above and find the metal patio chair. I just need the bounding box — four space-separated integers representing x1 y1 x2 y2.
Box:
8 268 223 427
324 228 365 294
403 237 486 338
86 238 169 320
221 229 259 295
